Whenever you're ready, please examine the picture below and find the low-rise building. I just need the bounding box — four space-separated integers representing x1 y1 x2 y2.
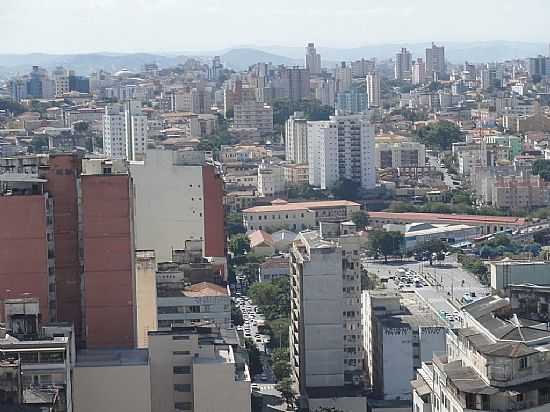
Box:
375 138 426 169
247 230 276 257
149 325 251 412
243 199 361 232
490 260 550 292
257 162 285 197
157 282 231 330
258 256 290 283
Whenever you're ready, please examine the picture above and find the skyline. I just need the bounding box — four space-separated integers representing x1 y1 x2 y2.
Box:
2 0 549 54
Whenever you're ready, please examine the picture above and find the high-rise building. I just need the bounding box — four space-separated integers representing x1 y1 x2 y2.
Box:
285 111 309 164
366 71 381 108
480 66 498 90
335 62 353 92
425 42 446 79
335 89 369 114
351 58 376 78
527 55 549 79
290 222 365 411
412 58 426 85
103 100 148 161
130 150 225 262
305 42 322 75
80 159 136 349
312 78 336 107
233 101 273 135
308 115 376 190
278 66 311 102
394 48 412 81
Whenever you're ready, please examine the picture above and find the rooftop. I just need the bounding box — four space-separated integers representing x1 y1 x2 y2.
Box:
76 349 149 367
182 282 228 298
369 211 526 226
244 199 360 213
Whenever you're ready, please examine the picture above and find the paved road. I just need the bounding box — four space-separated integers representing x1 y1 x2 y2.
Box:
362 256 490 327
427 153 457 189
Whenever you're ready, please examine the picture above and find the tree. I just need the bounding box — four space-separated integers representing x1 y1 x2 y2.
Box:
73 121 90 134
272 348 289 365
229 234 250 256
532 159 550 181
226 213 246 236
245 338 263 376
411 239 448 265
272 359 291 382
415 121 464 150
332 178 360 200
29 136 49 153
249 277 290 320
368 230 404 262
351 210 369 229
275 378 295 406
268 318 290 348
231 301 244 326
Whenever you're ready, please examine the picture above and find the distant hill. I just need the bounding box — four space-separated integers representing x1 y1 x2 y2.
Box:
220 48 301 70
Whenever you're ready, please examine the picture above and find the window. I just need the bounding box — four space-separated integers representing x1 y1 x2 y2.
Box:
173 351 190 355
173 366 191 374
174 401 192 411
172 335 190 341
174 384 191 392
519 357 529 369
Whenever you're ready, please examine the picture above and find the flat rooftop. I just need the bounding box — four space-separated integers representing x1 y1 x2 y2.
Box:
76 349 149 367
369 211 526 226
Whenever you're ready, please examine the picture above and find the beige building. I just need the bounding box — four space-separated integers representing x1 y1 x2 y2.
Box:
290 222 365 410
234 101 273 136
414 295 550 412
136 250 158 348
243 199 361 232
283 163 309 186
375 138 426 169
73 349 151 412
149 325 251 412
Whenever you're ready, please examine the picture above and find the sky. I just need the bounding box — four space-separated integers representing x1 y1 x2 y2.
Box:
1 0 550 54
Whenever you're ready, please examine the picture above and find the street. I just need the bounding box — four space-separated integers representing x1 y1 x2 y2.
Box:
427 153 457 189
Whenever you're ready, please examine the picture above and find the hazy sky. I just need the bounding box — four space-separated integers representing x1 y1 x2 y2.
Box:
2 0 549 53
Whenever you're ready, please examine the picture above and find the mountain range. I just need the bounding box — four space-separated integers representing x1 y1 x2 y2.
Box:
0 41 548 77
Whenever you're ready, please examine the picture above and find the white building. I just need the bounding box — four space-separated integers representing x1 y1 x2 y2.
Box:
285 112 308 164
307 120 339 189
306 42 322 75
234 101 273 136
336 63 353 92
366 72 381 107
156 282 231 329
290 222 365 410
375 140 426 169
363 291 446 400
412 58 426 85
103 100 147 160
257 161 285 197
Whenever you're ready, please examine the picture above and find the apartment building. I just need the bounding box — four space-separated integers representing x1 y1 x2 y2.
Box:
362 291 446 400
425 43 446 79
395 48 412 81
414 295 550 412
103 100 148 161
157 282 231 330
257 161 285 197
308 115 376 190
285 112 308 164
0 299 74 412
306 43 322 75
336 89 369 114
130 150 225 262
242 199 361 232
80 158 136 349
233 101 273 136
149 325 251 412
375 139 426 169
366 72 381 107
412 58 426 85
283 163 309 186
290 222 366 411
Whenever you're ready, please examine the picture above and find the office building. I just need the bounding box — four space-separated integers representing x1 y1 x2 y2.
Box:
412 58 426 85
149 325 251 412
425 42 446 79
527 55 549 79
363 291 446 400
290 222 366 411
336 89 369 114
414 295 550 412
80 159 136 349
336 62 353 92
306 42 322 75
103 100 148 161
366 72 381 107
130 150 225 262
242 199 360 232
233 101 273 136
278 66 311 102
312 77 336 107
395 48 412 81
285 111 309 164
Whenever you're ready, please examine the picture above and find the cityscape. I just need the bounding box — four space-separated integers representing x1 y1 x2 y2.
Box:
3 2 550 412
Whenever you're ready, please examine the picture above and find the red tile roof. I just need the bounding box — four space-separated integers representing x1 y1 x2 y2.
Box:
243 200 360 213
368 211 526 226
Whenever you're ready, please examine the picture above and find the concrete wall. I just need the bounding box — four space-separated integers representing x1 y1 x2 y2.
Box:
491 262 550 291
202 164 225 258
193 360 251 412
73 364 151 412
136 254 157 348
382 326 413 400
0 195 49 320
131 150 205 262
81 174 135 348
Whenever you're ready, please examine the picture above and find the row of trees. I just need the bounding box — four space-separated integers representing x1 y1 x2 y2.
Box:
415 121 464 150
